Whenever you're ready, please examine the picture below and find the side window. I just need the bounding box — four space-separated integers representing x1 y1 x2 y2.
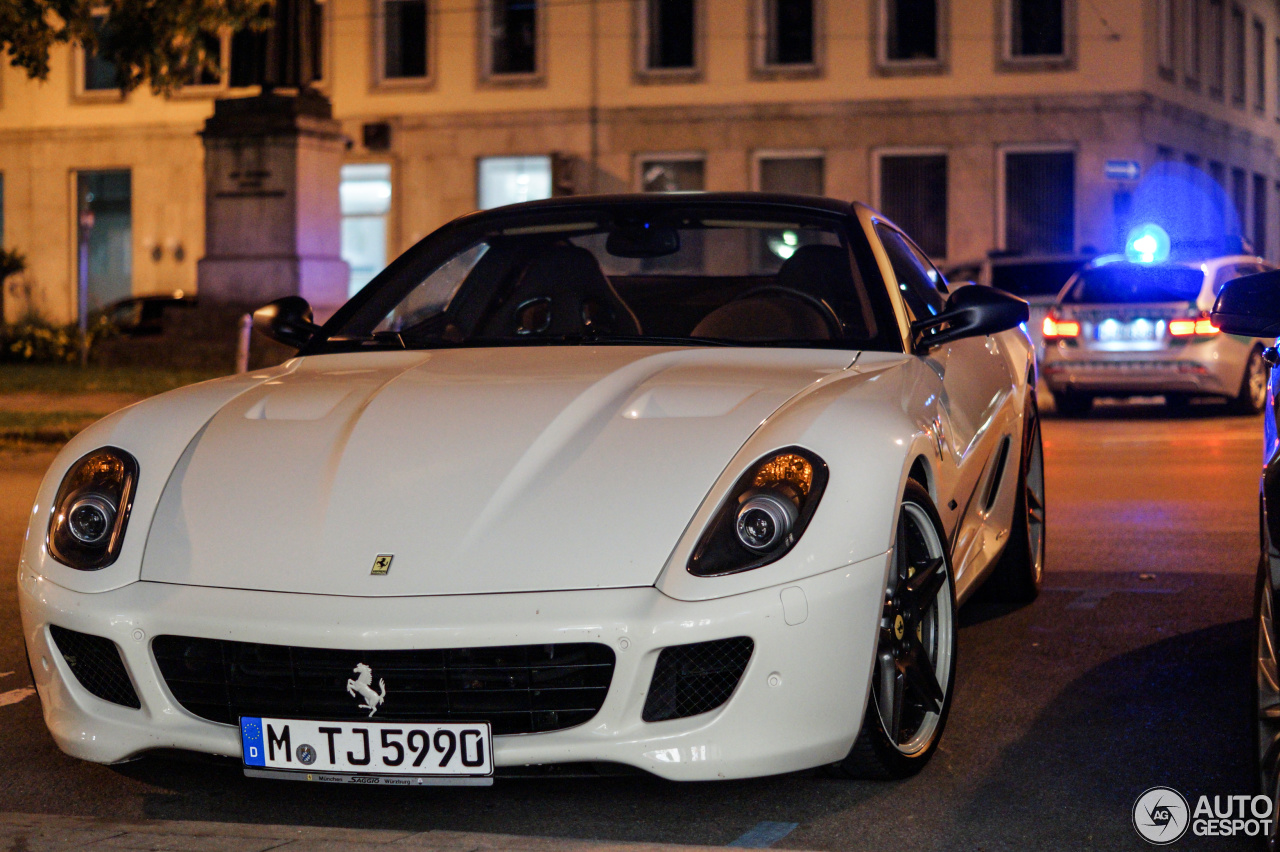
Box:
1212 263 1260 295
876 224 947 319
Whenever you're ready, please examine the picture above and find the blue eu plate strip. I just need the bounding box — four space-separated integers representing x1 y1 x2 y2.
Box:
240 717 265 766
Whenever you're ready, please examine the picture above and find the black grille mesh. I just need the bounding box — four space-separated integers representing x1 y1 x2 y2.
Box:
642 637 754 722
153 636 615 736
49 625 141 709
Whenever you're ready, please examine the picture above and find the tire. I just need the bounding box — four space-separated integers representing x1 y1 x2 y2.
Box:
1256 559 1280 852
1232 347 1269 416
1052 390 1093 417
985 395 1046 603
830 479 957 780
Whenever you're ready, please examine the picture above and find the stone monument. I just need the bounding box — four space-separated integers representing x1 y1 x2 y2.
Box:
196 0 347 319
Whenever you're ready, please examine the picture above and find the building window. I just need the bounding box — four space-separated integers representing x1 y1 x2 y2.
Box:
340 164 393 298
638 155 706 192
880 0 940 66
1184 0 1200 84
82 13 120 92
1232 166 1247 228
484 0 539 77
381 0 429 81
1157 145 1175 161
756 153 824 196
760 0 816 68
478 156 552 208
1229 5 1245 105
1254 173 1268 256
1255 18 1266 111
1007 0 1065 58
642 0 696 72
1207 0 1224 99
1158 0 1175 76
878 153 947 259
1003 150 1074 254
1185 152 1201 168
76 170 132 313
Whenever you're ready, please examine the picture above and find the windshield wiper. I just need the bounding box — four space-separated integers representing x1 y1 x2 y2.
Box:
584 334 736 347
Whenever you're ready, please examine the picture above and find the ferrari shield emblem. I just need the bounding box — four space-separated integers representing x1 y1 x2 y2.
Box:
370 554 393 575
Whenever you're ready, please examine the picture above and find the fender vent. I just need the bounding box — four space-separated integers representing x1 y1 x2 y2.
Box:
983 436 1013 513
49 625 141 709
642 637 754 722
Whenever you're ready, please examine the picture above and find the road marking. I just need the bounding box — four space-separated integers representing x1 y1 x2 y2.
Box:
729 822 799 848
0 688 35 707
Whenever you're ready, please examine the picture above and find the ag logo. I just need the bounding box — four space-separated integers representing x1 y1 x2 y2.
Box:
370 554 393 575
1132 786 1190 845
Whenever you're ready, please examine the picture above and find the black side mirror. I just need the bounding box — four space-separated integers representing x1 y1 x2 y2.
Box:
912 285 1029 352
1212 270 1280 337
252 296 321 349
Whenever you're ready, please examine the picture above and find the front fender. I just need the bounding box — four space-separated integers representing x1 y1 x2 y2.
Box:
18 363 295 594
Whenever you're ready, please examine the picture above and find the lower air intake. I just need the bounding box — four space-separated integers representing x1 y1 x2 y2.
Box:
49 625 141 709
642 637 754 722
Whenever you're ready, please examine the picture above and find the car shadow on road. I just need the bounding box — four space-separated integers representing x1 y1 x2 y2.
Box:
1042 396 1254 422
950 619 1253 850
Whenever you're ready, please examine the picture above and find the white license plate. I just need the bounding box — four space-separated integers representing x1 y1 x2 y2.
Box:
240 717 493 785
1095 319 1158 342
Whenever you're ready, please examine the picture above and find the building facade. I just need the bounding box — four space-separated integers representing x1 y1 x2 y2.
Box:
2 0 1278 321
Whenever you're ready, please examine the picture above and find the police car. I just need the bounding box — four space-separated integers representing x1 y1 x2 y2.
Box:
1041 226 1273 416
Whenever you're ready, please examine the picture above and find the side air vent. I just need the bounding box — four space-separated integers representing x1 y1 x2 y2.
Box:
642 637 754 722
49 625 141 709
983 436 1013 513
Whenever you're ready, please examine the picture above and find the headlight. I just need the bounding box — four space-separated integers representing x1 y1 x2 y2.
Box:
687 447 828 577
47 447 138 570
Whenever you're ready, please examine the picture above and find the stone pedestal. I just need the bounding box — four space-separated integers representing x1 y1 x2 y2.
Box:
197 91 348 319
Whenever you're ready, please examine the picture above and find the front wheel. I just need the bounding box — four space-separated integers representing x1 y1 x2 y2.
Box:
1231 347 1269 415
830 480 957 779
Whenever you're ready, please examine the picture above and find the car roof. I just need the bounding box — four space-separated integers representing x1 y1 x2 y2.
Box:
466 192 857 220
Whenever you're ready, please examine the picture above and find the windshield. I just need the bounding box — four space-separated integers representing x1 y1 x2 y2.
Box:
321 206 898 352
1061 265 1206 304
991 260 1087 298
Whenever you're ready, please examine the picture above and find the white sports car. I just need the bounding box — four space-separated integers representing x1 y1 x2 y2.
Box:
18 193 1042 784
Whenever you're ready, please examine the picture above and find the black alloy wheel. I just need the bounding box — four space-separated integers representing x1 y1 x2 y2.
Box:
986 394 1046 602
1257 559 1280 852
831 479 957 779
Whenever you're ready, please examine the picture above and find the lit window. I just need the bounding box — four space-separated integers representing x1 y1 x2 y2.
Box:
340 164 393 297
478 156 552 209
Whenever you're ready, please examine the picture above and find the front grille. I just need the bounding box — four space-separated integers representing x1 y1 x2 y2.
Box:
153 637 614 735
49 625 141 709
642 637 754 722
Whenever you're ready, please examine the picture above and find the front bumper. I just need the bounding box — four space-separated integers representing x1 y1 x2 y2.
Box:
18 554 886 782
1041 339 1244 397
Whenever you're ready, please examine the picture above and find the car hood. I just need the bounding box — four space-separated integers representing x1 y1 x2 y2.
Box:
140 346 856 596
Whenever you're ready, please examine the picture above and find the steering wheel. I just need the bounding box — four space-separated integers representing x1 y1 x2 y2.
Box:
735 286 843 338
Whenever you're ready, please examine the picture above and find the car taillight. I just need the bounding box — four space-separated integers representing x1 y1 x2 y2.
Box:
1170 313 1220 337
1043 315 1080 338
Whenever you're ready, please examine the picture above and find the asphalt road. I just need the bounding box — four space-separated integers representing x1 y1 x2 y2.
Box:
0 398 1263 851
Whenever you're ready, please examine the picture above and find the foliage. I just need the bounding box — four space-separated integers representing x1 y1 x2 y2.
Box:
0 363 223 395
0 248 25 283
0 0 272 95
0 315 116 364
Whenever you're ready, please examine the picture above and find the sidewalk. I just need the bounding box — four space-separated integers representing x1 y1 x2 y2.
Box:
0 813 795 852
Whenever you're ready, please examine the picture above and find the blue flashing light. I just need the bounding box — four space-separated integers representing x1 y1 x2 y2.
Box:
1125 223 1171 264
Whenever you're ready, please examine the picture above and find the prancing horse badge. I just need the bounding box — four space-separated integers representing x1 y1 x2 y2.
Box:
370 554 393 575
